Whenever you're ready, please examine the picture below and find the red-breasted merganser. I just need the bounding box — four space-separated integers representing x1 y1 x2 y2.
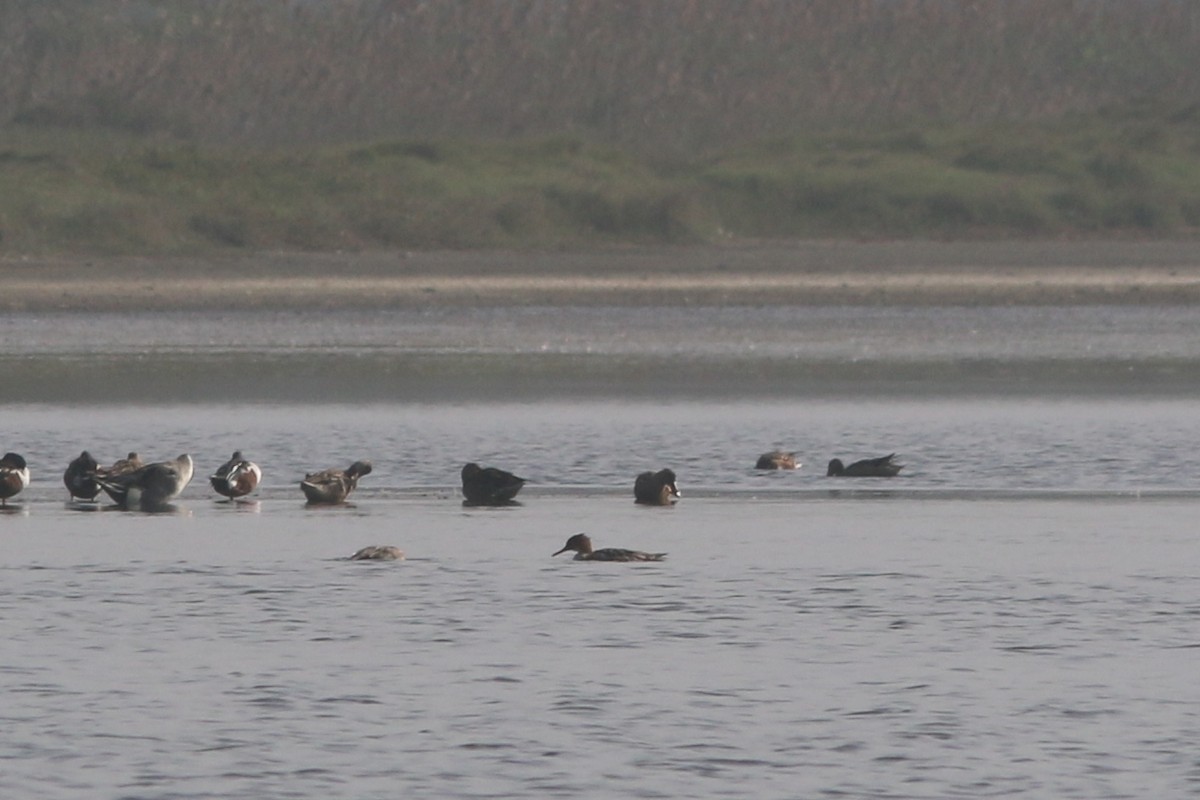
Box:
553 533 666 562
634 468 680 505
827 453 904 477
349 545 405 561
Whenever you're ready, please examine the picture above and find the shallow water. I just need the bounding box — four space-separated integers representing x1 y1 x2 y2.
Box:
5 397 1200 496
3 304 1200 798
6 305 1200 402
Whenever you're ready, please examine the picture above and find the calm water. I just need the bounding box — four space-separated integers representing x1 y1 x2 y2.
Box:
3 304 1200 798
5 305 1200 401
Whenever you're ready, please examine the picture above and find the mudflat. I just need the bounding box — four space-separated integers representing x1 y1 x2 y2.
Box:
4 240 1200 311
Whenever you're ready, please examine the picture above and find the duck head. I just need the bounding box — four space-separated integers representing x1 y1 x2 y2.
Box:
553 533 593 557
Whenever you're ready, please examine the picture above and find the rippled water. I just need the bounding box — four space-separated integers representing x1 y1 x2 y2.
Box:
3 304 1200 798
4 494 1199 798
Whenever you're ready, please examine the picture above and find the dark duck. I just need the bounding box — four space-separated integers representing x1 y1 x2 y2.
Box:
755 450 798 470
63 450 102 501
461 462 526 505
826 453 904 477
634 468 680 505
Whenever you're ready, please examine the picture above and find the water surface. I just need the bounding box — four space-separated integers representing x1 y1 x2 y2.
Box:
3 494 1198 799
2 302 1199 799
6 304 1200 402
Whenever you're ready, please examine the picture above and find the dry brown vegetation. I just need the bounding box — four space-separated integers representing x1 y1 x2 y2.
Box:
4 0 1200 154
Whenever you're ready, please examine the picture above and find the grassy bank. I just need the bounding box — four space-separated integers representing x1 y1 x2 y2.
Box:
5 1 1200 255
3 108 1200 255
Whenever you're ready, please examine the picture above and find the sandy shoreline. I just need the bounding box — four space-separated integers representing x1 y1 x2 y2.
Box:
4 240 1200 310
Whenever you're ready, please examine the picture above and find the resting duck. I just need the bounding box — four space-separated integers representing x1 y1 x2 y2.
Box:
300 460 372 505
210 451 262 499
553 533 666 562
634 468 680 505
0 452 30 506
95 452 143 502
755 450 798 470
63 450 102 501
95 454 194 511
349 545 405 561
827 453 904 477
105 452 143 476
461 462 526 505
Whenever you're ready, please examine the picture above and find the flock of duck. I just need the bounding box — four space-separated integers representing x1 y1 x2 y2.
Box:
0 449 904 563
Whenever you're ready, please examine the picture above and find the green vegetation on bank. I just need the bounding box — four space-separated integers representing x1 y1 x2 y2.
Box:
3 107 1200 255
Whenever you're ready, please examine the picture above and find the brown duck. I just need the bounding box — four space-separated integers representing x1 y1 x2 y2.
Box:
553 533 666 562
300 460 372 504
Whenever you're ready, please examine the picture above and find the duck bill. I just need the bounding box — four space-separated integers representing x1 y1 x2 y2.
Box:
552 546 570 557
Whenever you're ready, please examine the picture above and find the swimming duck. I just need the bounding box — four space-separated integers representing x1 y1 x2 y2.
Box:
634 468 680 505
63 450 102 501
827 453 904 477
553 533 666 562
95 454 194 511
461 462 526 505
755 450 798 470
209 451 262 499
300 460 372 505
0 452 30 506
349 545 405 561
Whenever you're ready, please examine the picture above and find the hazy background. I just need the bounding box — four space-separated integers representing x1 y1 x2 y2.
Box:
3 0 1200 252
5 0 1199 151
